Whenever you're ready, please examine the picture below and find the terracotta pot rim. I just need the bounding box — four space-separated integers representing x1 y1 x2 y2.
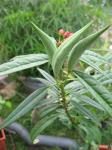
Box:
0 129 6 141
99 144 112 150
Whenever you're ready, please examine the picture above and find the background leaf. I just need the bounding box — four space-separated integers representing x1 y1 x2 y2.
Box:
71 99 100 126
31 114 58 141
68 26 110 71
74 70 112 115
0 87 48 129
31 22 57 61
0 54 48 76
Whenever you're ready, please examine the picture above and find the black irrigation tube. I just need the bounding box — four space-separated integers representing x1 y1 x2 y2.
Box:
6 122 79 150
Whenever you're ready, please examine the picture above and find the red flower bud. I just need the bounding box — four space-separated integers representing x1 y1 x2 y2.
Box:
68 32 74 37
58 29 65 35
63 31 70 38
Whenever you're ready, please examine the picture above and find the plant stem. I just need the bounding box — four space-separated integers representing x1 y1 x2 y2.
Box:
59 82 75 125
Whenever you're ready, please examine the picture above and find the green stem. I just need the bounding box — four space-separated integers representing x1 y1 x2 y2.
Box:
59 82 75 125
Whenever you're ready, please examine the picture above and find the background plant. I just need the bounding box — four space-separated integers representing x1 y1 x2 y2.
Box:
0 0 111 64
0 22 112 149
0 96 12 116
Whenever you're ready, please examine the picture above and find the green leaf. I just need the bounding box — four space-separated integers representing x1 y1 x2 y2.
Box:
37 69 58 93
68 25 110 71
71 99 100 126
99 71 112 85
31 22 57 61
105 53 112 62
31 114 58 141
0 87 48 129
76 95 105 111
94 71 112 85
73 70 112 115
40 104 58 118
102 79 112 85
82 50 106 64
65 81 86 95
79 124 102 144
31 77 50 86
80 50 107 73
0 54 48 76
38 68 56 84
52 21 93 77
80 56 103 73
33 77 58 96
98 71 112 82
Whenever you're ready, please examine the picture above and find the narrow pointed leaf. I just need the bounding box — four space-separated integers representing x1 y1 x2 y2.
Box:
76 95 105 111
93 71 112 86
80 56 103 73
68 26 110 71
82 50 106 63
0 54 48 76
102 79 112 85
65 81 86 94
37 69 58 93
38 68 56 84
31 22 57 61
65 81 84 90
98 71 112 82
73 70 112 115
40 104 58 118
52 21 93 77
0 87 48 129
34 77 50 86
71 99 100 126
31 114 58 140
58 21 93 50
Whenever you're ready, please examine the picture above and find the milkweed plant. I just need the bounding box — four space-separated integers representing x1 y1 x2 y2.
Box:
0 21 112 144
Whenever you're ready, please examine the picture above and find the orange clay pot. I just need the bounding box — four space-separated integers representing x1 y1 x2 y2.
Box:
99 145 112 150
0 129 6 150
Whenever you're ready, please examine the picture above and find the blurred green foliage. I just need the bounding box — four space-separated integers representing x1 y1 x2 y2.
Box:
0 96 12 115
0 0 111 62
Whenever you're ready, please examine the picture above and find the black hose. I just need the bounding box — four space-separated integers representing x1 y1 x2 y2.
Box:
36 135 79 150
6 122 79 150
6 122 32 145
